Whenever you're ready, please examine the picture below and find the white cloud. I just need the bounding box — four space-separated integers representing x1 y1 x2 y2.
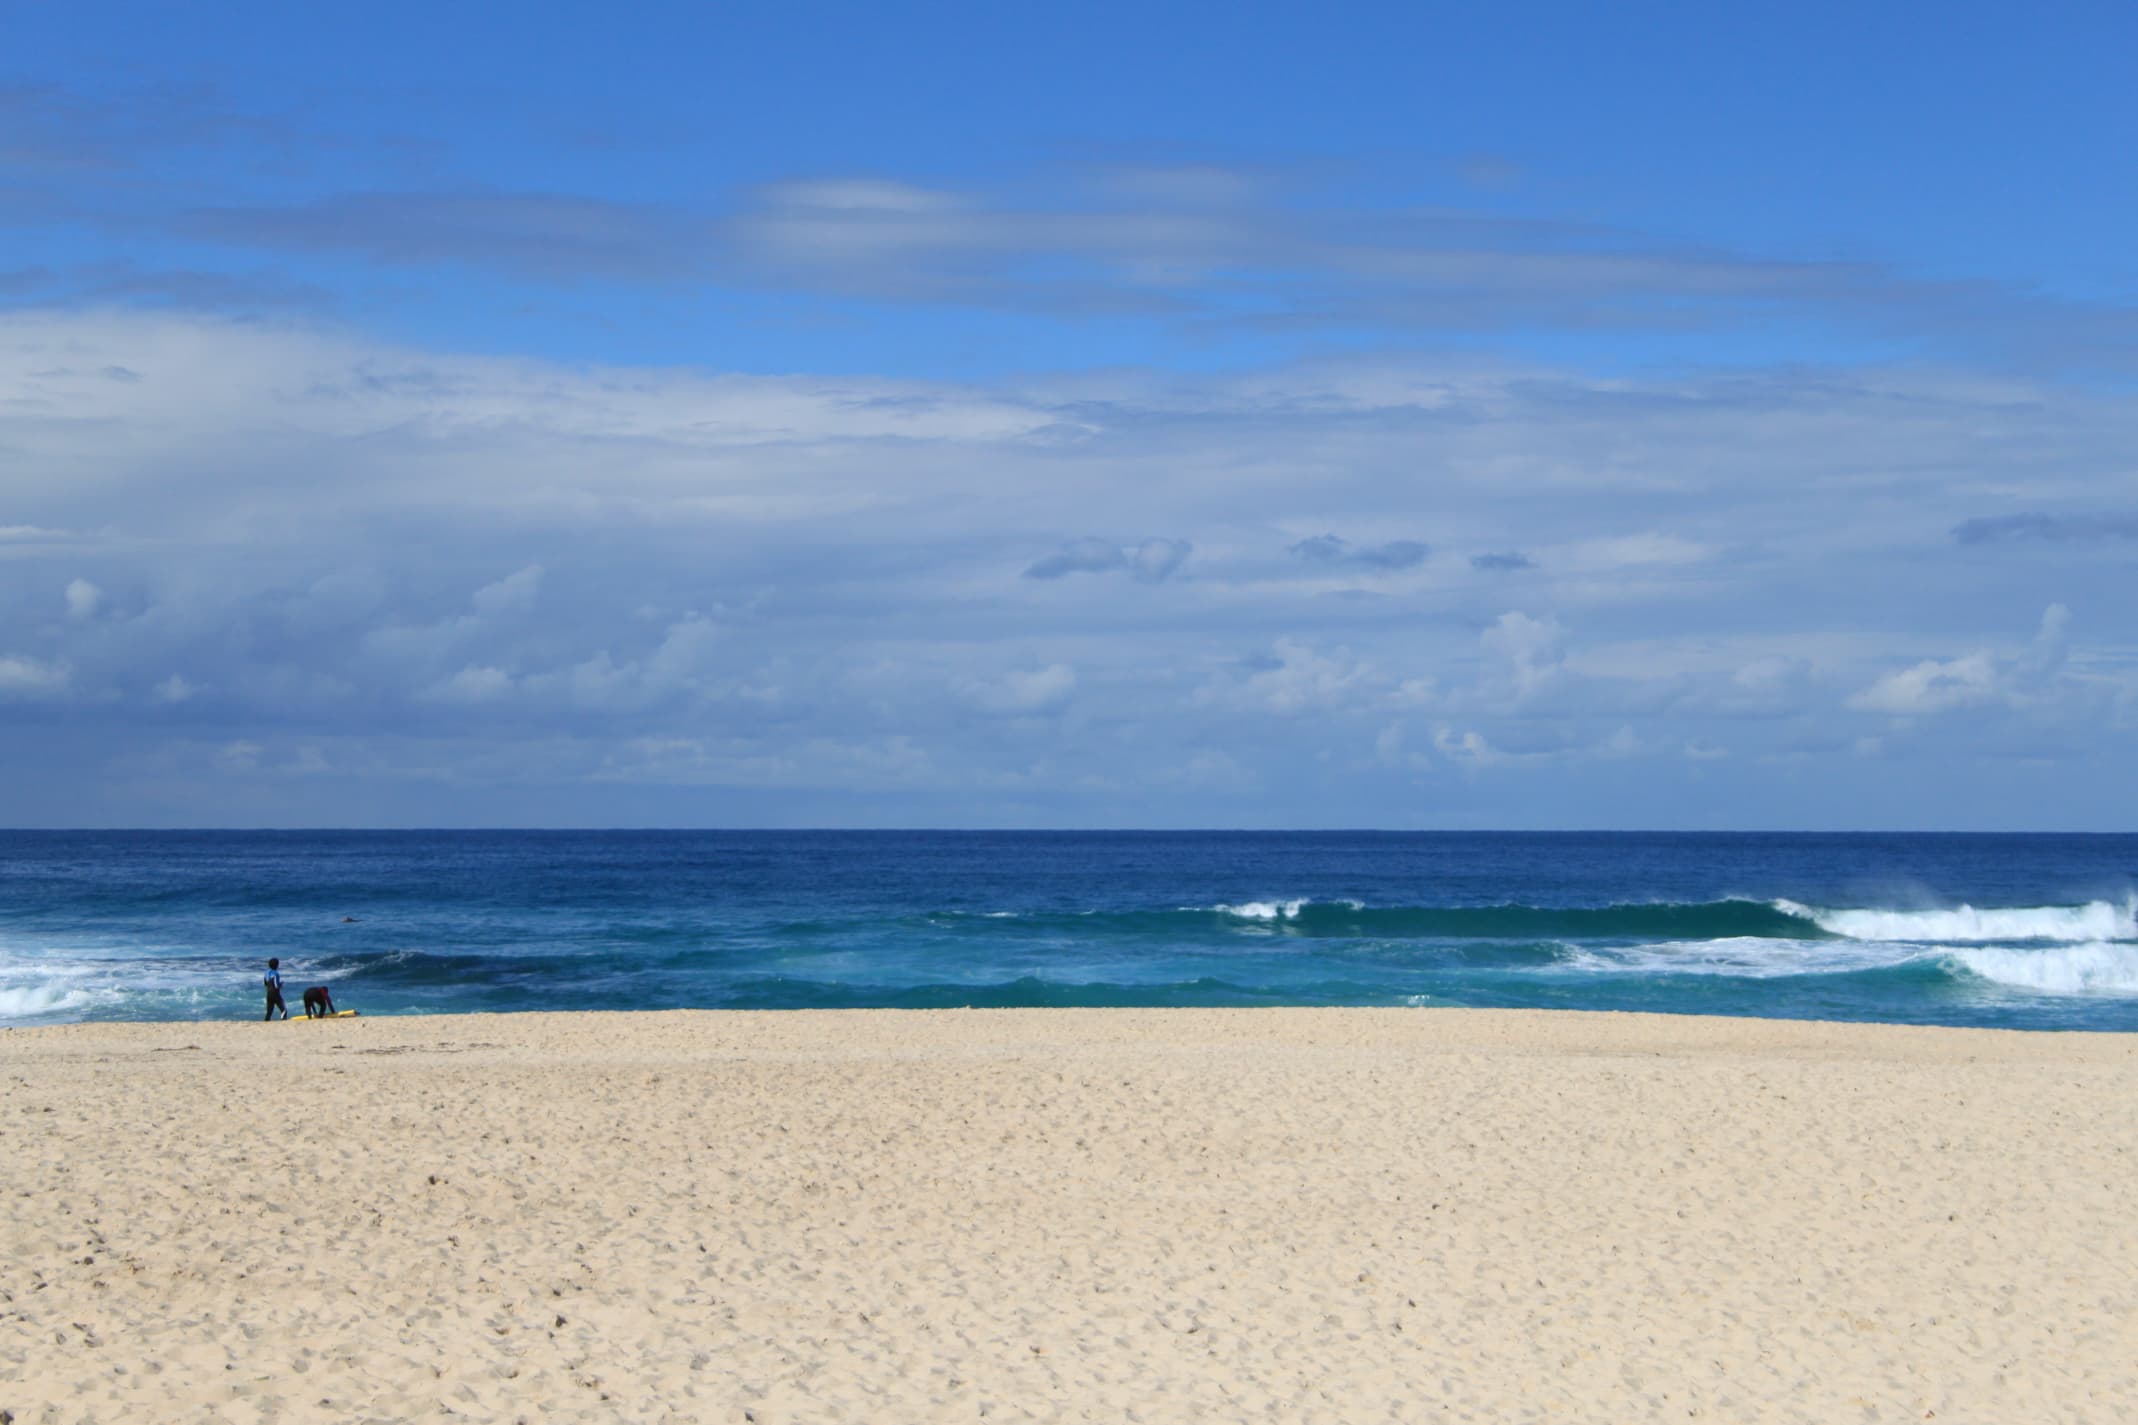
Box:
2027 602 2070 675
0 654 71 697
1480 611 1564 700
964 664 1077 715
502 615 724 713
1733 655 1809 692
1025 538 1192 583
3 310 2138 825
1849 652 1999 716
1374 721 1433 771
590 732 936 789
755 178 965 213
1563 533 1711 571
1848 605 2083 719
471 565 543 616
1433 727 1502 766
650 615 720 672
1159 747 1256 791
64 579 102 620
1129 539 1192 583
1239 639 1374 716
425 665 515 704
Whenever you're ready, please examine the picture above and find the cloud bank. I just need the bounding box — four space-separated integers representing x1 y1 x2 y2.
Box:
2 309 2135 826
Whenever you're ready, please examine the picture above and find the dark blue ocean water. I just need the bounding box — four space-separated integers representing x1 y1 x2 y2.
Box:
3 831 2135 1030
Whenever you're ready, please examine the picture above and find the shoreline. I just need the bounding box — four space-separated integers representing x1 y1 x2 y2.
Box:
6 1007 2135 1421
12 998 2138 1043
14 996 2138 1030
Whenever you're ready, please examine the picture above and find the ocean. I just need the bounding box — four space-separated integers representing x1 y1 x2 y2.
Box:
2 830 2134 1030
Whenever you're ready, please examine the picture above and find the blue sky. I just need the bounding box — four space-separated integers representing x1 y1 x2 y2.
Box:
3 2 2135 827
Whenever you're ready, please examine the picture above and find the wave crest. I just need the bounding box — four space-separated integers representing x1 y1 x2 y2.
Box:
1950 942 2138 996
1215 899 1336 920
1197 899 1824 940
1779 898 2136 944
0 981 95 1019
1563 936 1922 980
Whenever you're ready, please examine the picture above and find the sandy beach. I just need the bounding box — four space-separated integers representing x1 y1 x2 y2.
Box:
3 1008 2134 1423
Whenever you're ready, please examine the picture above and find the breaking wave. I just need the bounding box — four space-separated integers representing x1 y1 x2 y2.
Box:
1560 936 1923 980
0 981 95 1019
1778 898 2137 944
1948 942 2138 996
1184 898 1824 940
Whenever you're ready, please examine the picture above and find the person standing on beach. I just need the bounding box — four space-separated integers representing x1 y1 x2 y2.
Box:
262 958 288 1020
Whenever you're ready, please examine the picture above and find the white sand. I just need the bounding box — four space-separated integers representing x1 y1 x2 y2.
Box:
3 1008 2135 1423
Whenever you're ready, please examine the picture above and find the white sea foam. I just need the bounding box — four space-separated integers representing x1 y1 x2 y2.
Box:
1777 898 2136 944
1216 900 1308 920
1211 899 1363 921
0 981 95 1019
1557 926 2138 996
1563 937 1923 980
1949 942 2138 996
0 932 241 1022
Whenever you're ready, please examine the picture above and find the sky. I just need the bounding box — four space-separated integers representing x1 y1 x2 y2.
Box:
3 1 2136 829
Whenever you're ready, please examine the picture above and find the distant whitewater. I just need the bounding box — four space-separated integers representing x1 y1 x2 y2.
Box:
2 830 2135 1031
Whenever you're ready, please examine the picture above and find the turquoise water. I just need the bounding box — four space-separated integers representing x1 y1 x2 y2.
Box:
2 831 2135 1029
